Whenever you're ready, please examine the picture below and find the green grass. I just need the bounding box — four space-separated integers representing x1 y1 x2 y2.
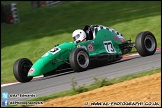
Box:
1 1 161 84
8 68 160 107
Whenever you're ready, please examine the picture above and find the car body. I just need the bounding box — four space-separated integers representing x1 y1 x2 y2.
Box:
13 25 157 83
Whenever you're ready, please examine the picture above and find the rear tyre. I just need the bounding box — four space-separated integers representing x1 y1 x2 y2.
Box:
69 48 89 72
135 31 157 57
13 58 33 83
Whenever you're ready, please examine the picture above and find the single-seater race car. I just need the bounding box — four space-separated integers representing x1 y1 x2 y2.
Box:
13 25 157 83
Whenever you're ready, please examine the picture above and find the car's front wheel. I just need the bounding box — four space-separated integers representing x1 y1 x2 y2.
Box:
135 31 157 57
69 48 89 72
13 58 33 83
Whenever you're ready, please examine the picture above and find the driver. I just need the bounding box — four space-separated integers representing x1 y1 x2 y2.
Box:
72 29 87 43
72 25 92 43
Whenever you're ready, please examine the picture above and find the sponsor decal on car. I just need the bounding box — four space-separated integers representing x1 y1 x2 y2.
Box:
28 68 35 74
114 35 126 42
88 44 94 52
114 35 119 40
119 38 126 42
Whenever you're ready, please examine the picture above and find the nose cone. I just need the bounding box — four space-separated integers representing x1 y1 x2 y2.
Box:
27 58 46 77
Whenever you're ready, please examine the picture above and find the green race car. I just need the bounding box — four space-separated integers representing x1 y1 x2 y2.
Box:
13 25 157 83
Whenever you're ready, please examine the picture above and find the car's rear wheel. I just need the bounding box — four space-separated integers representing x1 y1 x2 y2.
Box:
135 31 157 57
69 48 89 72
13 58 33 83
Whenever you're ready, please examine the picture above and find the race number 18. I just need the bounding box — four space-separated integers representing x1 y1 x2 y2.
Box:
103 41 116 53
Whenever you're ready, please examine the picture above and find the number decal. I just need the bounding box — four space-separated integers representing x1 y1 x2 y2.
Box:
103 41 116 53
49 47 61 54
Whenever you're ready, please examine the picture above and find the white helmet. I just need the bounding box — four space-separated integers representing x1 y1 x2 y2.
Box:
72 29 86 43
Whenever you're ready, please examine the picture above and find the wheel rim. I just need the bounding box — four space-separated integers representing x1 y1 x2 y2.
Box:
77 51 89 68
21 61 32 77
144 35 156 52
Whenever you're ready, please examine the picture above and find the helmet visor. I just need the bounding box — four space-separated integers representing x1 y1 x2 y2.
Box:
73 34 80 41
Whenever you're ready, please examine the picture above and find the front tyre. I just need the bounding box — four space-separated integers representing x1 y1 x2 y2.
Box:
135 31 157 57
13 58 33 83
69 48 89 72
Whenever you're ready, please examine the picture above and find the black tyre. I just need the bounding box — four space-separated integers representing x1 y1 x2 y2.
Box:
135 31 157 57
13 58 33 83
69 48 89 72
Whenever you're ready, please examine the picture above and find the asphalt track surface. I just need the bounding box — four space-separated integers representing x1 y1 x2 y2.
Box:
1 50 161 102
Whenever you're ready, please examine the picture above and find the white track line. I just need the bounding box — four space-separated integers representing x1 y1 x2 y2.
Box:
1 82 20 87
1 76 43 87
